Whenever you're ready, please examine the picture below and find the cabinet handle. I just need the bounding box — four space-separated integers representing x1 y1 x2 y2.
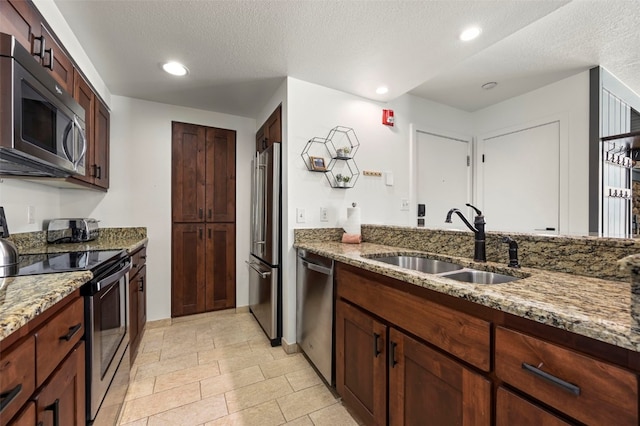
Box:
0 384 22 412
389 341 398 367
33 35 45 58
59 323 82 341
199 228 203 239
91 164 98 178
208 209 212 219
96 165 102 179
521 362 581 396
141 255 147 260
208 228 212 238
373 333 381 358
44 47 54 70
199 208 203 219
45 399 60 426
139 276 144 292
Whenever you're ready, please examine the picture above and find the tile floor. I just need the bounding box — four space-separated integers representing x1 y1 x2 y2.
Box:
118 309 358 425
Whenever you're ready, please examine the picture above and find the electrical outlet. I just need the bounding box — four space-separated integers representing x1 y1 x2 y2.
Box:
400 199 410 211
27 205 35 224
296 208 306 223
320 207 329 222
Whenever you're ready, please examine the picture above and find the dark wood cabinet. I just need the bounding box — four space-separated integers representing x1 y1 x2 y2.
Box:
496 387 571 426
0 0 72 91
9 401 36 426
34 341 85 426
335 299 387 426
171 121 236 317
256 105 281 153
129 246 147 363
388 327 490 426
72 70 110 190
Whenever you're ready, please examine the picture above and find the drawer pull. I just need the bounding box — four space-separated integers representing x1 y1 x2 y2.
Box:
522 362 581 396
59 323 82 341
45 398 60 426
389 341 398 367
0 384 22 412
373 332 381 358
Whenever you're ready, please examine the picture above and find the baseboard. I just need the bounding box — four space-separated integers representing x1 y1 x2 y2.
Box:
281 337 299 354
145 318 171 329
235 305 250 313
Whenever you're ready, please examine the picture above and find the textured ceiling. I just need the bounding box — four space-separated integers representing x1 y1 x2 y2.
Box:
51 1 639 118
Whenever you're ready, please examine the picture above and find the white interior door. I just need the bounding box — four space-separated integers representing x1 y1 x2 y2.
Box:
479 121 560 234
416 131 471 229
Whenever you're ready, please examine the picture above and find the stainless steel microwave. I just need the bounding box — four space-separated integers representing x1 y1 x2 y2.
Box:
0 32 86 177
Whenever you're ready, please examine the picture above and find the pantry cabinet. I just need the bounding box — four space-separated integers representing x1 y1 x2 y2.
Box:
171 122 236 317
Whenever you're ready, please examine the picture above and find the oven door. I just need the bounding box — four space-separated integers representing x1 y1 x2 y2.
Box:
86 260 130 421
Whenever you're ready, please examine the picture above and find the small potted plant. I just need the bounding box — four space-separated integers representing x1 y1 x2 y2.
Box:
336 146 351 158
336 174 350 188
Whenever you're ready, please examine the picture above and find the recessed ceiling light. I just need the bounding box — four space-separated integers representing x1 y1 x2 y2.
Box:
376 86 389 95
482 81 498 90
162 61 189 76
460 27 482 41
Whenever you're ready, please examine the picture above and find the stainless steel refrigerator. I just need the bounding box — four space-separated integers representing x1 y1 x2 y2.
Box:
247 142 282 346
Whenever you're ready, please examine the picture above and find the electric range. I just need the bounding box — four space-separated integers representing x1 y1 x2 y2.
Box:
15 249 126 277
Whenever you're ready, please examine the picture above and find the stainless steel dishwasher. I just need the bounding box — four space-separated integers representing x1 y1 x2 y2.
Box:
296 249 334 385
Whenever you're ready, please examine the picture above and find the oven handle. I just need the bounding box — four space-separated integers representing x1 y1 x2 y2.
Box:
95 261 131 292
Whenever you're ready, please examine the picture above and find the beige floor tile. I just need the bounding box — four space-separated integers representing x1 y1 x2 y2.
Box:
146 394 227 425
217 351 275 374
309 403 360 426
134 353 199 380
120 418 149 426
141 339 164 353
276 384 338 421
133 351 161 366
145 318 171 329
198 342 251 365
119 382 201 423
285 366 323 391
225 376 293 413
214 329 266 348
125 377 155 401
154 362 221 393
159 343 201 361
200 365 265 398
259 353 310 379
283 415 314 425
204 400 285 426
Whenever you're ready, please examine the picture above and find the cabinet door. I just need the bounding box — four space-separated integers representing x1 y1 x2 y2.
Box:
335 299 387 426
172 122 206 222
205 224 235 311
171 224 206 317
34 342 85 426
205 128 236 222
496 387 571 426
0 336 35 425
93 100 110 189
9 401 36 426
129 271 139 357
137 265 147 336
388 327 490 426
255 125 266 153
72 69 95 185
39 24 73 92
0 0 39 53
265 105 281 146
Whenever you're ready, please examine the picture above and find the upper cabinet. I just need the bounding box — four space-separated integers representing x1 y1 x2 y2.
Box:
256 105 282 153
0 0 73 92
1 0 110 190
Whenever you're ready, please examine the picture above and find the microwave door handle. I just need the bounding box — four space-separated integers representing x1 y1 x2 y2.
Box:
73 115 87 168
62 120 74 162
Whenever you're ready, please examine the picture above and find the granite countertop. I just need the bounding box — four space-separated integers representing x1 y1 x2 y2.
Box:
295 241 640 353
0 232 148 343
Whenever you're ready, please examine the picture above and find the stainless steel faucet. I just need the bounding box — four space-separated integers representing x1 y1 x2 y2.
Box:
445 203 486 262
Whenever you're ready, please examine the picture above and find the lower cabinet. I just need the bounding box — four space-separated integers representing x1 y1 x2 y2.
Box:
496 387 570 426
335 299 490 426
34 341 85 426
129 246 147 363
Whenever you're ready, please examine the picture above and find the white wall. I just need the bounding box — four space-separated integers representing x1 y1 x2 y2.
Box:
472 71 590 235
59 96 256 322
0 180 62 232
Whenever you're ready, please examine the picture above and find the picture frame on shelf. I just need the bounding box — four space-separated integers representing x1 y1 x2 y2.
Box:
310 156 327 171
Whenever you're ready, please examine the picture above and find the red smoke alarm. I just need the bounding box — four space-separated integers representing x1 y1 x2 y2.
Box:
382 109 394 126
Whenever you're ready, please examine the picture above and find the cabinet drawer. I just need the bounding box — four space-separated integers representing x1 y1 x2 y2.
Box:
495 327 638 426
337 266 491 370
35 297 84 386
0 337 35 424
496 387 571 426
130 246 147 279
8 401 36 426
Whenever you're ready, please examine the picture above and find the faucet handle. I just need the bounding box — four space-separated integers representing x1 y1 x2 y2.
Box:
465 203 483 216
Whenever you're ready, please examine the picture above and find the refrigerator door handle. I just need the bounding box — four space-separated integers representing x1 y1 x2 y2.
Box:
245 260 271 278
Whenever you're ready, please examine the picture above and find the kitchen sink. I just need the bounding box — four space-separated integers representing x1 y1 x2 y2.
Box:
442 269 520 284
372 255 464 274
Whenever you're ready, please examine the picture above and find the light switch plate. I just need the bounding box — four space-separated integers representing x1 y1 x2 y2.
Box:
400 199 410 211
385 171 394 186
320 207 329 222
296 208 306 223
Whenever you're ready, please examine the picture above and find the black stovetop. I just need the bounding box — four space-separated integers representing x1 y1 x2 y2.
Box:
16 249 126 277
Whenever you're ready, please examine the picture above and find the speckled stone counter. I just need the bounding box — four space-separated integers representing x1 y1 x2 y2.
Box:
0 227 148 344
0 271 92 341
295 240 640 353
